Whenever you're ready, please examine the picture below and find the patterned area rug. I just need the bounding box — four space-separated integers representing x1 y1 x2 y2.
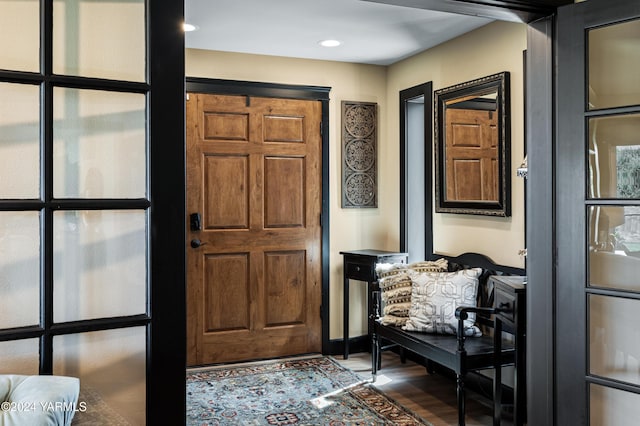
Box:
186 355 431 425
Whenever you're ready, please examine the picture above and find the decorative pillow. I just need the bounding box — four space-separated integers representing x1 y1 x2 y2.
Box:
402 268 483 337
407 258 448 273
376 259 448 326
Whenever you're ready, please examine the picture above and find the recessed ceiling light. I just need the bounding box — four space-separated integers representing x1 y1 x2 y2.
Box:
319 39 341 47
183 23 198 32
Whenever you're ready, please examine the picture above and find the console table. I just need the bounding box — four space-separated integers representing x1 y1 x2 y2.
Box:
490 274 527 426
340 249 408 359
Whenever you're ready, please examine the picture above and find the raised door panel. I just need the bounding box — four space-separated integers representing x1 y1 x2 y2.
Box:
264 157 305 228
203 112 250 142
203 253 250 332
264 115 304 143
451 123 482 148
203 154 249 229
264 251 306 327
451 160 482 200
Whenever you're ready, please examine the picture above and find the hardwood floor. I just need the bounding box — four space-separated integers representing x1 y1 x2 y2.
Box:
337 351 514 426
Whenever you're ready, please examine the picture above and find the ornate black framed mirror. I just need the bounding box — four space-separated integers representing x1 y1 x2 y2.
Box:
434 72 511 216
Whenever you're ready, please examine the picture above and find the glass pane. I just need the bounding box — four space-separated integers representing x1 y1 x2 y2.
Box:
0 211 40 329
591 384 640 426
53 210 146 322
53 0 145 82
0 0 39 72
0 82 40 199
53 88 146 199
589 19 640 110
590 294 640 386
54 327 146 425
0 339 39 374
589 206 640 291
588 114 640 199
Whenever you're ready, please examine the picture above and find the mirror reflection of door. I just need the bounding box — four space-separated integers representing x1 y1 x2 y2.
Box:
434 71 510 217
444 94 498 202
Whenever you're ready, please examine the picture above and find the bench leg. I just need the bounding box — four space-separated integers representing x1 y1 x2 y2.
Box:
493 318 503 426
494 363 502 426
426 359 435 374
457 373 466 426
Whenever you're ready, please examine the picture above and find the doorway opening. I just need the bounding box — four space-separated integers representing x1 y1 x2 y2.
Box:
400 83 433 261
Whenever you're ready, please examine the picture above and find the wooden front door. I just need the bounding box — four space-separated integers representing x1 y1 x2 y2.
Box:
445 107 498 201
186 93 322 365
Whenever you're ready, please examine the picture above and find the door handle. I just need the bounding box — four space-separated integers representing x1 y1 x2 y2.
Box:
190 239 207 248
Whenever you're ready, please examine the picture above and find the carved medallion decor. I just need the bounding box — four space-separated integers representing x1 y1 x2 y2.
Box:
342 101 377 208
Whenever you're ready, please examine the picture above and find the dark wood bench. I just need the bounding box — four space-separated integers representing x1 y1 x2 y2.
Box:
370 252 525 426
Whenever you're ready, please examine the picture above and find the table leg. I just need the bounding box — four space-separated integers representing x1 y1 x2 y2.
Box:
343 274 349 359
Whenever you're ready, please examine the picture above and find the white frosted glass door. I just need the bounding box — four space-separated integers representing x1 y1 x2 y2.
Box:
589 19 640 110
53 210 147 322
0 339 40 375
53 328 146 425
53 0 145 82
0 0 39 72
590 295 640 386
590 384 640 426
0 82 40 199
0 0 183 421
53 88 146 199
0 212 40 328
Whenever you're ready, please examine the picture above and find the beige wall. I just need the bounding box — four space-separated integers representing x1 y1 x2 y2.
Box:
388 21 527 268
185 20 527 340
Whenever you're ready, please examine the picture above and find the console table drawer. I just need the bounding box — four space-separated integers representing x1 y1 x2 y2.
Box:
345 261 372 281
490 275 526 330
495 287 517 323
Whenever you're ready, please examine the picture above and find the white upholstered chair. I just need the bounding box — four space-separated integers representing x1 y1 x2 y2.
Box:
0 375 79 426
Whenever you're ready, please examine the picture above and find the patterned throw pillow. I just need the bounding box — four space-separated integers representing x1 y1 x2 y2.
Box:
402 268 482 337
375 259 448 326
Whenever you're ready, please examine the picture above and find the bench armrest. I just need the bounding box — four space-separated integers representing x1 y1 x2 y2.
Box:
455 306 497 321
454 306 498 352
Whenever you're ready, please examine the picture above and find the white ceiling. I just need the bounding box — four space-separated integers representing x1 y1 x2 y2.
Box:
184 0 493 66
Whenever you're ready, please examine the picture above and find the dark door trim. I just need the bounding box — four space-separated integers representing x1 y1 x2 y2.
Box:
185 77 332 355
524 15 555 426
148 2 186 424
362 0 572 23
399 82 433 259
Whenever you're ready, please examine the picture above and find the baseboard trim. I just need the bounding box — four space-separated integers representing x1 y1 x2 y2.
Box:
326 335 370 357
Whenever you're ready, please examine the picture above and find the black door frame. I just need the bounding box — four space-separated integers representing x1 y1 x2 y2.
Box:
524 16 555 426
399 82 434 260
184 77 332 355
148 2 186 424
555 1 640 424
